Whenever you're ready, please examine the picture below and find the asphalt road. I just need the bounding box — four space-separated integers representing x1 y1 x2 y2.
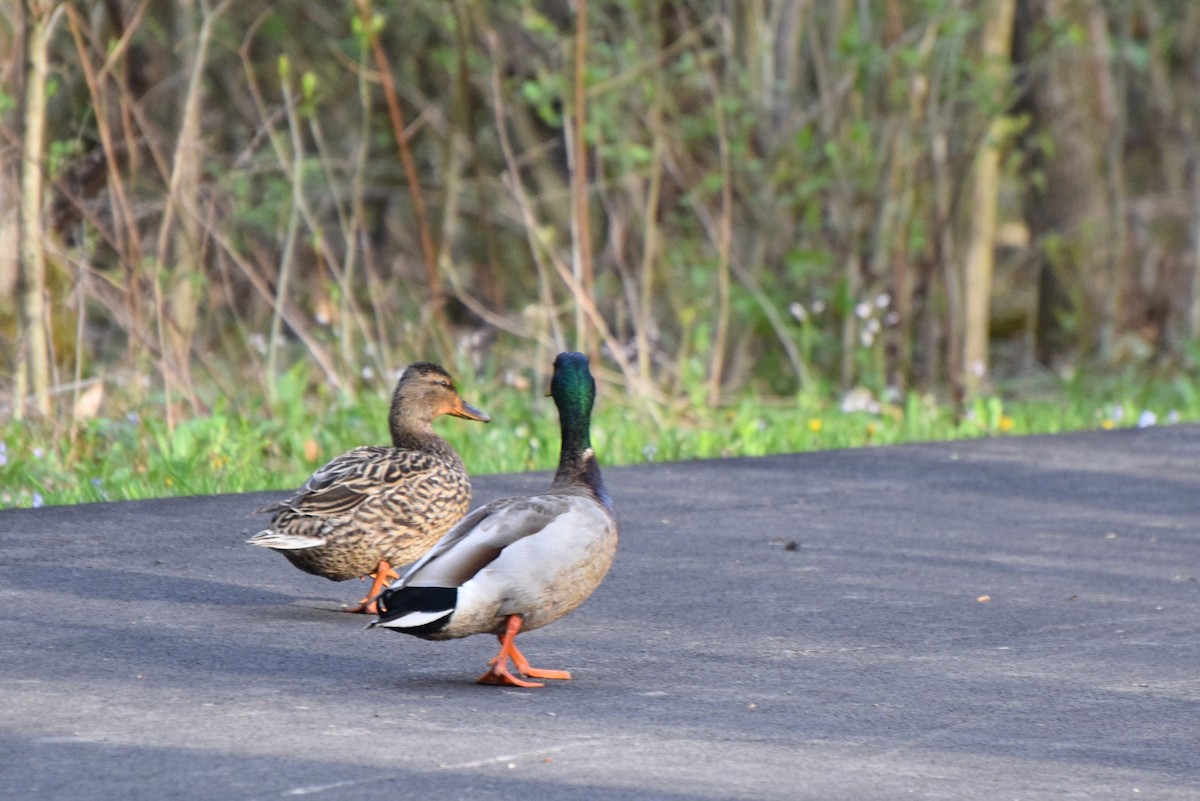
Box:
2 426 1198 800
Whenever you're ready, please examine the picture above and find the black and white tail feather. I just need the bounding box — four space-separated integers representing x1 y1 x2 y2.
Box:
372 586 457 635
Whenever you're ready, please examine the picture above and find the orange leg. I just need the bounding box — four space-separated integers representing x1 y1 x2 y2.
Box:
477 615 572 687
343 560 399 614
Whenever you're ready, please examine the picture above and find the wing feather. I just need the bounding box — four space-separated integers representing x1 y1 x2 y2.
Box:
261 446 445 519
399 494 578 589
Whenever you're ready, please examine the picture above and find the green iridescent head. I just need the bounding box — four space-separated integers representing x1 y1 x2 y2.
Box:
550 351 595 453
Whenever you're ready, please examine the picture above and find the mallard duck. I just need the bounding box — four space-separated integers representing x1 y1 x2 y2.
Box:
247 362 489 613
370 351 618 687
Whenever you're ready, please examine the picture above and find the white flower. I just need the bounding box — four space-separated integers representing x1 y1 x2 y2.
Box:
840 387 881 415
875 293 891 309
812 300 826 314
788 302 807 323
855 302 871 319
1136 410 1157 428
32 492 44 508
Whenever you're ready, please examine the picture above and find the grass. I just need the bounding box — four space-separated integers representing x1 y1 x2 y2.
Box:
3 363 1199 510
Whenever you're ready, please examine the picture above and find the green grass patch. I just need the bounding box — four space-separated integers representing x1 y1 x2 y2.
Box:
2 368 1197 509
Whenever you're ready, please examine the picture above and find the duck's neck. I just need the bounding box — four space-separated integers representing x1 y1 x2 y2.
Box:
552 408 611 509
556 447 613 510
552 428 589 484
388 403 442 452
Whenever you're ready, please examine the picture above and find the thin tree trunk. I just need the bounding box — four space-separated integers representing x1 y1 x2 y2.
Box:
17 0 61 419
962 0 1016 397
892 24 937 391
2 6 24 397
1017 0 1115 368
569 0 596 360
1191 163 1200 339
268 54 306 404
707 50 733 407
1177 5 1200 340
155 0 230 425
354 0 451 362
638 96 664 389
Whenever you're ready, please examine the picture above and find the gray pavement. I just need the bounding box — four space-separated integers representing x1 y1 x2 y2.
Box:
1 426 1198 800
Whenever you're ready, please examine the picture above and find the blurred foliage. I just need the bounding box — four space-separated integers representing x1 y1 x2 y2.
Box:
4 358 1198 508
1 0 1200 501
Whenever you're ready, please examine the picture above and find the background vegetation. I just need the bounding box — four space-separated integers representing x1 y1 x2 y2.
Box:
3 1 1200 507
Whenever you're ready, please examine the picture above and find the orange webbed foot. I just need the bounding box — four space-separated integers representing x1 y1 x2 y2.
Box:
510 643 571 681
344 598 381 615
342 560 400 615
476 662 545 688
475 615 572 687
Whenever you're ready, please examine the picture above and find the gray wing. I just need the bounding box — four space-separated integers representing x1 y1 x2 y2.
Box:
397 493 576 589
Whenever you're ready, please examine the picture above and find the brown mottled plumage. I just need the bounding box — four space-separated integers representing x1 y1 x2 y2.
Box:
247 362 489 612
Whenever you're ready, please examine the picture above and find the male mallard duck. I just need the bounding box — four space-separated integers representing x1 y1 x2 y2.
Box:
370 352 618 687
247 362 489 613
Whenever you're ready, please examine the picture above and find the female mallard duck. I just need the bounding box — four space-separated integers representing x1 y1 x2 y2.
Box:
247 362 489 613
370 352 618 687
